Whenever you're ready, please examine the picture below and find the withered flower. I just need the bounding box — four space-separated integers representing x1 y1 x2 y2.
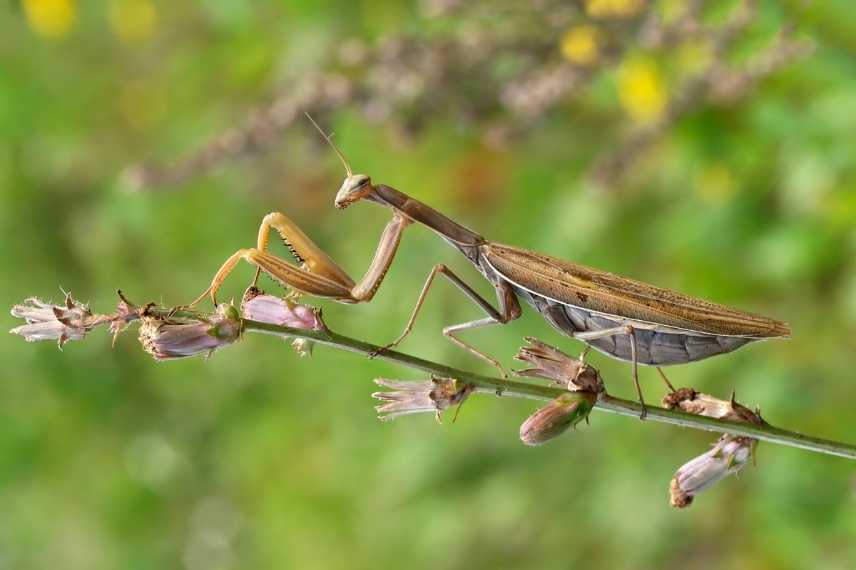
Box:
663 388 761 508
241 288 325 357
514 337 604 393
10 293 109 348
662 388 762 424
372 376 475 422
670 435 755 508
109 290 140 346
519 391 598 446
140 303 242 361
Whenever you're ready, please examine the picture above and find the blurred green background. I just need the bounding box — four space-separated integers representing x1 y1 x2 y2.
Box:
2 0 855 568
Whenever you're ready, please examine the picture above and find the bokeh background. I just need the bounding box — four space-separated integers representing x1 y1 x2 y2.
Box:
2 0 856 568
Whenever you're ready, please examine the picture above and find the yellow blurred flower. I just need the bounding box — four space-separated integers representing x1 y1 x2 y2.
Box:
617 58 667 123
658 0 688 24
23 0 76 39
675 40 714 75
694 164 736 203
560 25 600 66
119 79 166 131
586 0 646 19
109 0 157 44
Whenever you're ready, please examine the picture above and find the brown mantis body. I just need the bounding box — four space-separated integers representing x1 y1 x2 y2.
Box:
190 123 790 416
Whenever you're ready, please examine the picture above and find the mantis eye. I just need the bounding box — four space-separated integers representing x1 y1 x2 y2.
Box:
335 175 373 208
352 175 370 189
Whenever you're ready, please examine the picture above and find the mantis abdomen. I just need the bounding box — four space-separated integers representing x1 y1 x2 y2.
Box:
513 285 754 366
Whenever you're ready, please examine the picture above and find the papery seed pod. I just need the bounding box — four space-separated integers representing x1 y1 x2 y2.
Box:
10 293 110 348
372 376 475 422
662 388 762 424
139 303 242 361
670 435 755 508
519 391 597 446
514 337 604 393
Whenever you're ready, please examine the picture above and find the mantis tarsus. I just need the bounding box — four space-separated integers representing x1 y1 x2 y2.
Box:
190 117 790 417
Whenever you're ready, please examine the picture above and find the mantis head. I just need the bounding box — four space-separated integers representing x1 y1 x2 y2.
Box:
305 113 377 210
335 174 375 209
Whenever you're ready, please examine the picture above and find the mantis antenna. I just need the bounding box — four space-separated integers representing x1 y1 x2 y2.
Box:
304 112 352 177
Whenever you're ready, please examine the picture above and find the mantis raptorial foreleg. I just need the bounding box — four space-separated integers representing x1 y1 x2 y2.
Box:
189 211 411 307
371 264 521 376
250 212 355 290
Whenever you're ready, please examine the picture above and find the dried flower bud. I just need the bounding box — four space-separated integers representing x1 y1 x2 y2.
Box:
241 289 323 330
241 288 325 357
10 293 109 348
372 376 475 422
519 391 597 446
662 388 762 424
109 290 140 346
514 337 603 393
670 435 755 508
139 303 242 361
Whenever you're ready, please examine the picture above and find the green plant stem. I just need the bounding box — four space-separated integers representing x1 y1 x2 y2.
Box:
235 318 856 461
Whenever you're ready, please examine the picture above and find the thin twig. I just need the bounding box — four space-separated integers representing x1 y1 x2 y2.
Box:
207 314 856 461
12 297 856 460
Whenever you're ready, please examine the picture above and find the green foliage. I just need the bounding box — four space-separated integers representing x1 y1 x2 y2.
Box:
2 1 855 568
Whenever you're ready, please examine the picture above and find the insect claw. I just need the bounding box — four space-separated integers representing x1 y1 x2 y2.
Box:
163 300 196 319
367 345 388 359
494 363 509 379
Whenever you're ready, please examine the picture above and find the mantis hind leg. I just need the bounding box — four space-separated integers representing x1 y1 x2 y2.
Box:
573 325 648 419
372 264 521 376
656 367 677 392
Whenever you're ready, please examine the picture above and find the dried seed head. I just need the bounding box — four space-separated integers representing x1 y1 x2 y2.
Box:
139 303 242 361
514 337 604 393
519 391 598 446
241 288 325 356
662 388 762 424
670 435 755 508
372 376 475 422
10 293 109 348
109 290 139 346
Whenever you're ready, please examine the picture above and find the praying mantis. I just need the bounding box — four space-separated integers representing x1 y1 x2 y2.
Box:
189 118 790 417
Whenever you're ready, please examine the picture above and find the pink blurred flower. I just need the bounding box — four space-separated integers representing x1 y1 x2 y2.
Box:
241 293 324 330
241 289 325 356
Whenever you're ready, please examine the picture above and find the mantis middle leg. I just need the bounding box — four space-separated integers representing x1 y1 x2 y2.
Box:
372 264 521 376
